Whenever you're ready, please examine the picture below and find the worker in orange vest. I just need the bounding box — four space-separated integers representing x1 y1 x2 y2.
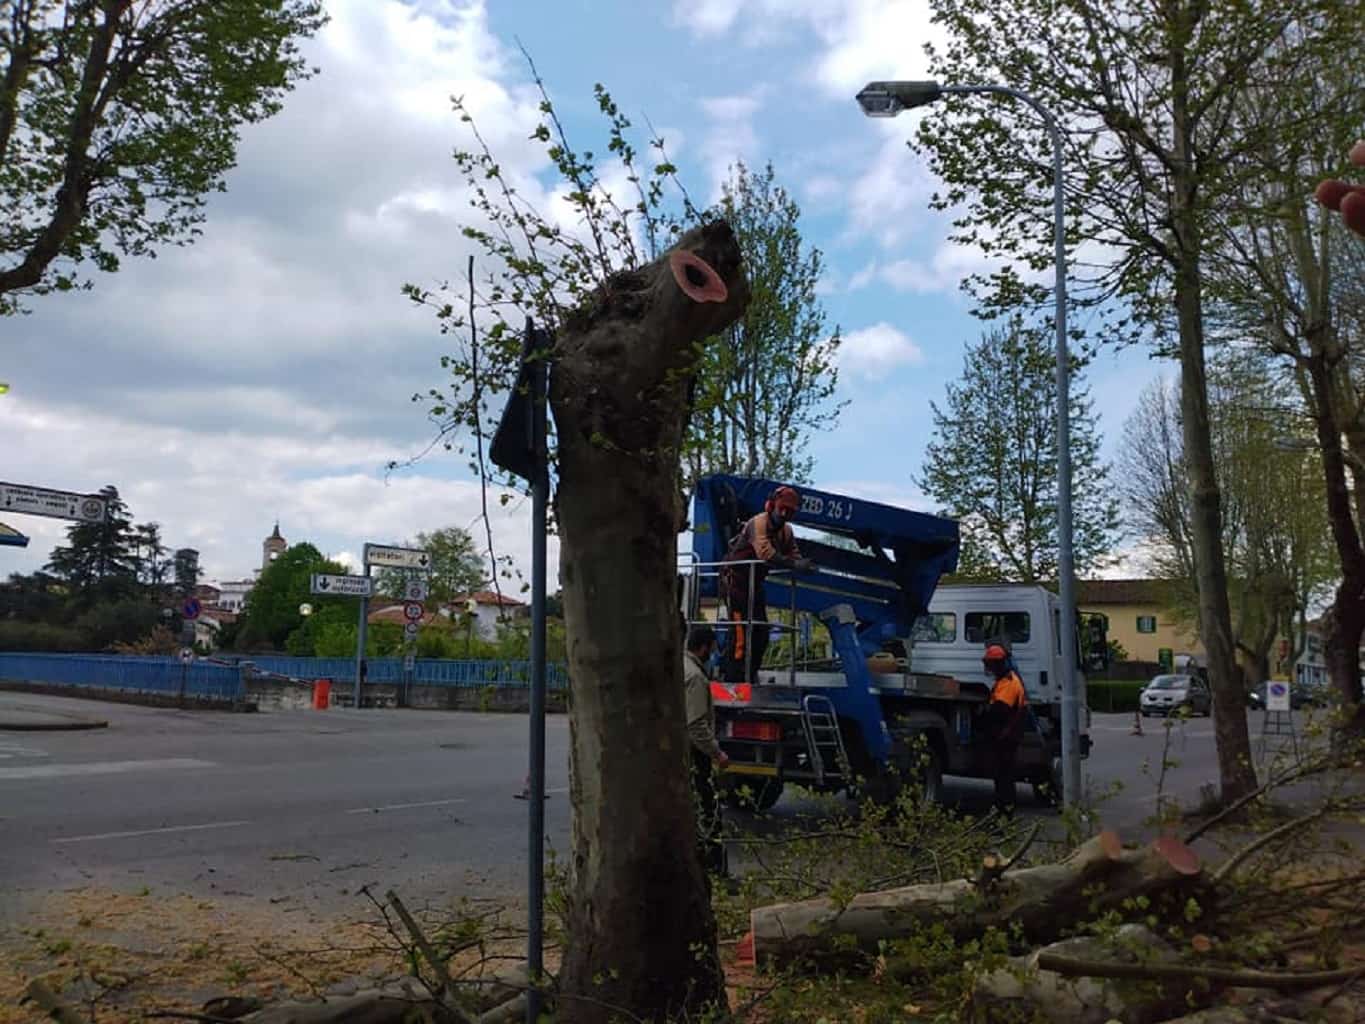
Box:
719 485 814 685
981 643 1028 815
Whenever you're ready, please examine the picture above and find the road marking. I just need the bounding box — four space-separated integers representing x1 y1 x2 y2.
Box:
0 743 49 759
344 798 467 815
52 820 251 844
0 758 213 781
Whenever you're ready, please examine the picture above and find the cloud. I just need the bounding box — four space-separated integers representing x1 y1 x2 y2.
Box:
699 92 766 199
671 0 944 97
838 322 924 377
0 395 552 587
3 0 571 586
842 131 941 249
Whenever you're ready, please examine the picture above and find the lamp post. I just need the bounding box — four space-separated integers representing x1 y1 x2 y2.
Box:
1274 435 1365 474
857 80 1082 807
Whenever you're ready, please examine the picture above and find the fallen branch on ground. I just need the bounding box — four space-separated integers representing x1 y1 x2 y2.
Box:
1035 952 1365 991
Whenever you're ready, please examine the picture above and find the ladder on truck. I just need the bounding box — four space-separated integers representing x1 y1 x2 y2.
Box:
800 694 849 786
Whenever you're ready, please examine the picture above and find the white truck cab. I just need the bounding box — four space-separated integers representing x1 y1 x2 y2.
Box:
912 583 1091 718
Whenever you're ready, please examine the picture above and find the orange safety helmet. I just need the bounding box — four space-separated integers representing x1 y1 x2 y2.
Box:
982 643 1010 664
766 485 800 517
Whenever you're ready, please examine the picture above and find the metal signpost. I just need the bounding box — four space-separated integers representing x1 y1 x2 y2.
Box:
1 482 106 523
489 320 552 1024
353 545 431 708
310 573 374 597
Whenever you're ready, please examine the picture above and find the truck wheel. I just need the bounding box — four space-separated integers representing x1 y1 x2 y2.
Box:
868 734 944 807
1033 757 1063 807
721 776 784 813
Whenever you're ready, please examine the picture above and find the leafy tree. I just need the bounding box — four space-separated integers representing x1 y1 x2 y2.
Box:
920 316 1116 581
0 0 325 313
1200 68 1365 720
237 542 345 650
375 526 485 607
1119 363 1335 690
683 161 842 486
133 522 168 588
913 0 1354 801
0 570 65 624
173 548 201 597
45 485 139 602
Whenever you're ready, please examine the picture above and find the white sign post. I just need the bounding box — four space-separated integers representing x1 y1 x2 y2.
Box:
310 573 374 597
1266 680 1291 712
0 482 106 523
364 544 431 570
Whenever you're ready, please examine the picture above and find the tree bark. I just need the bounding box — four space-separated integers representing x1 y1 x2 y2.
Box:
1169 20 1258 802
550 221 750 1023
750 832 1205 967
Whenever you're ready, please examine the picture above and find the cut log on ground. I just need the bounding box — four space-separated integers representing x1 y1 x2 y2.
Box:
751 831 1206 967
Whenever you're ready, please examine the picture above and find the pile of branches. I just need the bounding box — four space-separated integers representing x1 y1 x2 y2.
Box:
735 752 1365 1023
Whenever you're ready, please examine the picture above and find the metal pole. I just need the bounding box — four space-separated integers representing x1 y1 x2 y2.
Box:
526 332 549 1024
354 554 370 709
941 86 1079 805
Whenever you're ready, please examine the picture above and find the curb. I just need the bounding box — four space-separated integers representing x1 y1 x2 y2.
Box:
0 717 109 732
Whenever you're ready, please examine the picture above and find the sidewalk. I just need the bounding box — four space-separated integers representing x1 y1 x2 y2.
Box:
0 694 108 731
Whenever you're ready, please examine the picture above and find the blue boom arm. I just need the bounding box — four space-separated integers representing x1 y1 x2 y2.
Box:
691 474 961 657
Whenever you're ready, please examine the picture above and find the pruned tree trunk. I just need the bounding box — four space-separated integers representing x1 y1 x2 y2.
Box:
750 832 1205 967
550 221 750 1022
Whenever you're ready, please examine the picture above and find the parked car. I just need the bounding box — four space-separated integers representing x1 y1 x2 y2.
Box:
1291 678 1334 709
1245 683 1266 710
1140 674 1212 717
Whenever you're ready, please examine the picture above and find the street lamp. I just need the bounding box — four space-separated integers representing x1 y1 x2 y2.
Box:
1274 435 1365 474
857 79 1083 807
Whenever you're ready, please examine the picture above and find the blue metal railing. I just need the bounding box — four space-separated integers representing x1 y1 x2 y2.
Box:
225 655 570 689
0 653 245 701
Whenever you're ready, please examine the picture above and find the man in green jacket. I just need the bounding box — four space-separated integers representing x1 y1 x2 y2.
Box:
684 625 728 875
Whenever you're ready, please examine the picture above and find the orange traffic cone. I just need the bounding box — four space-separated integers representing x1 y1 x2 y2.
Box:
734 930 755 966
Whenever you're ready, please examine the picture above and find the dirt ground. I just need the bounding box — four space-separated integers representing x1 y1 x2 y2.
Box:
1 885 422 1022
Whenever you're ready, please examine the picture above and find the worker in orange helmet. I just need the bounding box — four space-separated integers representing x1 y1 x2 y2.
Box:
980 643 1029 815
720 485 815 686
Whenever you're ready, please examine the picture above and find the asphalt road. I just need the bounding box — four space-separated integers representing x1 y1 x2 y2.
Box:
0 694 1324 925
0 693 573 925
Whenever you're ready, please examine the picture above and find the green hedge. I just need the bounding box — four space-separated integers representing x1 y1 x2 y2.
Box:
1087 679 1146 714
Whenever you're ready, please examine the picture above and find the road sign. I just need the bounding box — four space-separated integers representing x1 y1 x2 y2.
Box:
178 648 195 665
1 482 106 523
183 598 202 621
364 544 431 570
403 621 419 639
404 579 429 602
0 520 28 548
403 653 416 671
310 573 374 597
1266 680 1291 712
403 601 425 622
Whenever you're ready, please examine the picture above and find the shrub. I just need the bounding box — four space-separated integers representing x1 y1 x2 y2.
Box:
1087 679 1145 713
0 620 84 651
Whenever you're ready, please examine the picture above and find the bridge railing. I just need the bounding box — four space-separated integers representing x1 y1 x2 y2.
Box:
0 653 245 701
0 653 571 693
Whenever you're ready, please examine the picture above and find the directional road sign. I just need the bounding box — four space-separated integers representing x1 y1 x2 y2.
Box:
179 648 195 665
1 482 106 523
403 621 419 639
403 601 425 622
364 544 431 570
403 653 416 671
183 598 202 621
310 573 374 597
404 579 429 602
